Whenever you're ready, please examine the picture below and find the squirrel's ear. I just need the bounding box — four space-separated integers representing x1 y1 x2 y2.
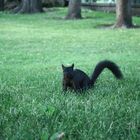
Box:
72 63 74 68
62 64 65 70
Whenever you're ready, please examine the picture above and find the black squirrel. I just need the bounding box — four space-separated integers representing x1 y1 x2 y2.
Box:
62 60 123 92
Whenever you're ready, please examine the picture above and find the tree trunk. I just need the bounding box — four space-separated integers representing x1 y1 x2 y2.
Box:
65 0 82 19
0 0 4 11
13 0 43 14
113 0 133 28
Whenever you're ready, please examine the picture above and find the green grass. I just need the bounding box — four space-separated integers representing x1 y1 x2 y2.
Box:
0 8 140 140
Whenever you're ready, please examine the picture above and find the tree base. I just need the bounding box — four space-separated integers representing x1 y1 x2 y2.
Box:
0 0 4 11
65 0 82 20
13 0 43 14
112 23 133 28
65 13 82 19
65 14 82 20
13 6 43 14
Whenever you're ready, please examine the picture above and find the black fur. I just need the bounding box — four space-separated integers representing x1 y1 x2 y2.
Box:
62 60 123 92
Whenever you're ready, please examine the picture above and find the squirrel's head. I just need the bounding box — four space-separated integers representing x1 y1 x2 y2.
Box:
62 64 74 79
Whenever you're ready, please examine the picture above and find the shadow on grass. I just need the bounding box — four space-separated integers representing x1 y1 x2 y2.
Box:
95 23 114 29
45 17 65 20
43 7 62 12
95 24 140 29
133 25 140 28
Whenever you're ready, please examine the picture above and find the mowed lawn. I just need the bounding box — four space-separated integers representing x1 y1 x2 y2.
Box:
0 8 140 140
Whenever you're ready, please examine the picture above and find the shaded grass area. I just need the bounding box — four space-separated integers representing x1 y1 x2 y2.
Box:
0 8 140 140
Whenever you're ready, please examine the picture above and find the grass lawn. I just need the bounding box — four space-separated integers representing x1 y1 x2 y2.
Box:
0 8 140 140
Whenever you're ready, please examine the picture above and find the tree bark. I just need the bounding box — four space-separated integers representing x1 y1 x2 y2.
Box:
0 0 4 11
65 0 82 19
13 0 43 14
113 0 133 28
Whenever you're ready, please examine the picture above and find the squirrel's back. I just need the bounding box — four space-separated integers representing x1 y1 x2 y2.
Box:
73 69 90 81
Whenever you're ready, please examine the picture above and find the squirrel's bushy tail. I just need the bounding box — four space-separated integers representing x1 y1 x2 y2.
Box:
90 60 123 85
